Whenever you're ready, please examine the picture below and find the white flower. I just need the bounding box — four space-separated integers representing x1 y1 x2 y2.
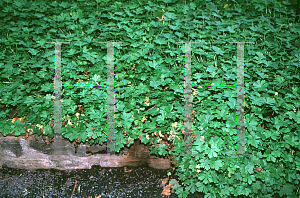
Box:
159 130 164 138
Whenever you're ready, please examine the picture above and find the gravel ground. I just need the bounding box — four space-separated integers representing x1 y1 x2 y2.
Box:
0 164 205 198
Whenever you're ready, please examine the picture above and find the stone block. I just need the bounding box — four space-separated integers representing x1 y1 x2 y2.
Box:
0 133 170 170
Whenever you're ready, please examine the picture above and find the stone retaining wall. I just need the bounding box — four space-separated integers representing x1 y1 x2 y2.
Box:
0 133 171 170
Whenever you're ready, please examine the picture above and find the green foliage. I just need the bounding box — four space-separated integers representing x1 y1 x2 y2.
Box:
0 0 300 197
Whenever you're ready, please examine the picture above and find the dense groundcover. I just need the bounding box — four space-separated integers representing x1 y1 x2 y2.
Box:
0 0 300 197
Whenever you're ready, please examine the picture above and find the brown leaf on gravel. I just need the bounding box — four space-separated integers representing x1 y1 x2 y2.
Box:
161 180 179 196
160 177 169 187
124 167 133 172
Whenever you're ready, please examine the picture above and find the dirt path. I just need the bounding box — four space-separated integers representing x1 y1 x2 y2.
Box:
0 164 205 198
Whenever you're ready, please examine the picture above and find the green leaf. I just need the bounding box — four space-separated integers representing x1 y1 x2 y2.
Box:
156 114 165 124
40 83 53 92
158 143 167 156
227 97 236 109
44 125 54 138
279 183 296 196
212 46 224 55
195 181 209 193
92 74 101 83
246 114 259 132
287 111 300 124
252 80 269 92
121 112 134 129
251 181 262 193
246 131 261 148
207 141 220 159
200 158 211 171
154 37 167 45
40 111 49 119
211 159 223 171
186 182 196 194
13 121 26 136
150 80 161 89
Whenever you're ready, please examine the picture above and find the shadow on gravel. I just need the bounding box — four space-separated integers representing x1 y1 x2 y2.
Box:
0 164 205 198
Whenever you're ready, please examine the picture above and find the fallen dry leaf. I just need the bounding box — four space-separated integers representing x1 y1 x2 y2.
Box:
160 177 169 187
156 9 166 22
161 180 178 196
124 167 132 173
255 166 264 173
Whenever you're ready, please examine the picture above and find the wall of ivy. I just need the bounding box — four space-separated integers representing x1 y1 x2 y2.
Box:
0 0 299 197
